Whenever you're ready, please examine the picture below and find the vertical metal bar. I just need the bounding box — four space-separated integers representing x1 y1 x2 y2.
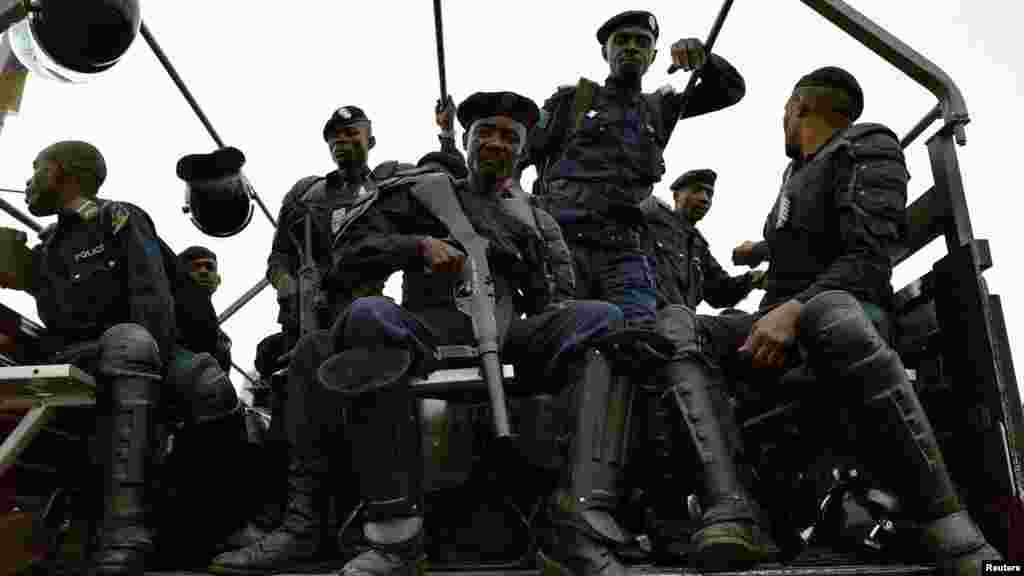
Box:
139 21 277 229
926 129 974 251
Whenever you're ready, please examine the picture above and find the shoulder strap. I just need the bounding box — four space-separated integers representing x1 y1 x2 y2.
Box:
642 92 668 146
572 77 599 131
99 201 180 297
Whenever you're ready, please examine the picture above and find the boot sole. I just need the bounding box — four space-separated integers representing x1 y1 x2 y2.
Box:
206 559 340 575
693 539 768 573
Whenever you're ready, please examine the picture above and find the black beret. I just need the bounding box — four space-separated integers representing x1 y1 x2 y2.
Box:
322 105 370 141
179 245 217 263
39 141 107 187
418 151 468 179
794 66 864 122
671 168 717 192
176 146 246 182
597 10 659 45
456 91 540 131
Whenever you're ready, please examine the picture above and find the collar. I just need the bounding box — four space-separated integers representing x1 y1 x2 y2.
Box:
57 198 99 224
326 167 369 192
604 74 643 97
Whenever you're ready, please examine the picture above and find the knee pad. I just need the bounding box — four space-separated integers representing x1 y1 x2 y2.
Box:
317 347 414 398
656 305 701 361
798 291 888 372
170 350 241 423
98 323 162 379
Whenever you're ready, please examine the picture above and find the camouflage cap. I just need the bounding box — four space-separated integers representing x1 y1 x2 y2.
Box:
323 105 370 141
597 10 659 45
456 91 540 131
38 141 107 187
671 168 717 192
795 66 864 122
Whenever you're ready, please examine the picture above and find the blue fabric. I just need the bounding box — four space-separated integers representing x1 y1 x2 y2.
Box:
331 296 623 379
600 252 657 328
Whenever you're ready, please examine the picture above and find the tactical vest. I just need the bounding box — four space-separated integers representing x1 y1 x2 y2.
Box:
761 123 905 312
547 78 668 192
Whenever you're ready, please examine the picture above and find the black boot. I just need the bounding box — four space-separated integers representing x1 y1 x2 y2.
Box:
207 455 329 575
539 348 634 576
850 349 1002 575
799 292 1002 576
320 347 427 576
662 359 771 573
91 374 162 576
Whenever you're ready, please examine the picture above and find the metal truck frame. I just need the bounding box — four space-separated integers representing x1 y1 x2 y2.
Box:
0 1 1021 574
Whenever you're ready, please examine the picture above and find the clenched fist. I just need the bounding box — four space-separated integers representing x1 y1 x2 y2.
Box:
419 237 466 275
733 240 765 267
669 37 707 74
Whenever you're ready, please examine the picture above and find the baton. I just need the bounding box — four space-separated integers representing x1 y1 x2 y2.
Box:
432 0 448 106
667 0 736 80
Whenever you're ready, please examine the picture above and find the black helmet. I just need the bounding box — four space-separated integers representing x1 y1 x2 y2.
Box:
176 147 253 237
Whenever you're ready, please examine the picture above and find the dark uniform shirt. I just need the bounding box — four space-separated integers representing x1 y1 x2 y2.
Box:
525 55 746 199
642 196 754 310
30 198 176 360
267 165 400 328
760 123 909 311
330 172 571 336
173 268 231 371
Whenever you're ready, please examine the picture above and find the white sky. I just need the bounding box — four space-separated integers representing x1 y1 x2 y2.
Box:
0 1 1021 401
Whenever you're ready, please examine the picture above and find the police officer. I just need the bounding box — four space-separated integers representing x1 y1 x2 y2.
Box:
149 244 261 567
635 168 765 561
266 105 390 354
9 141 175 575
175 246 231 371
644 169 763 311
523 10 745 329
661 67 1002 573
211 109 413 574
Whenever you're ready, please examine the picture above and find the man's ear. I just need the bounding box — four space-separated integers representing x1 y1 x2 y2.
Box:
462 132 468 148
648 48 657 65
367 135 376 150
601 45 608 62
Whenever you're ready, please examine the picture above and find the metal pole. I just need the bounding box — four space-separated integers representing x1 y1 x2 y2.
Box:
138 21 277 228
231 360 258 388
217 277 270 325
432 0 447 103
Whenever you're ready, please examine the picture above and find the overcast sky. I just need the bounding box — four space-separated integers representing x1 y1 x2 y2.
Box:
0 1 1020 400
